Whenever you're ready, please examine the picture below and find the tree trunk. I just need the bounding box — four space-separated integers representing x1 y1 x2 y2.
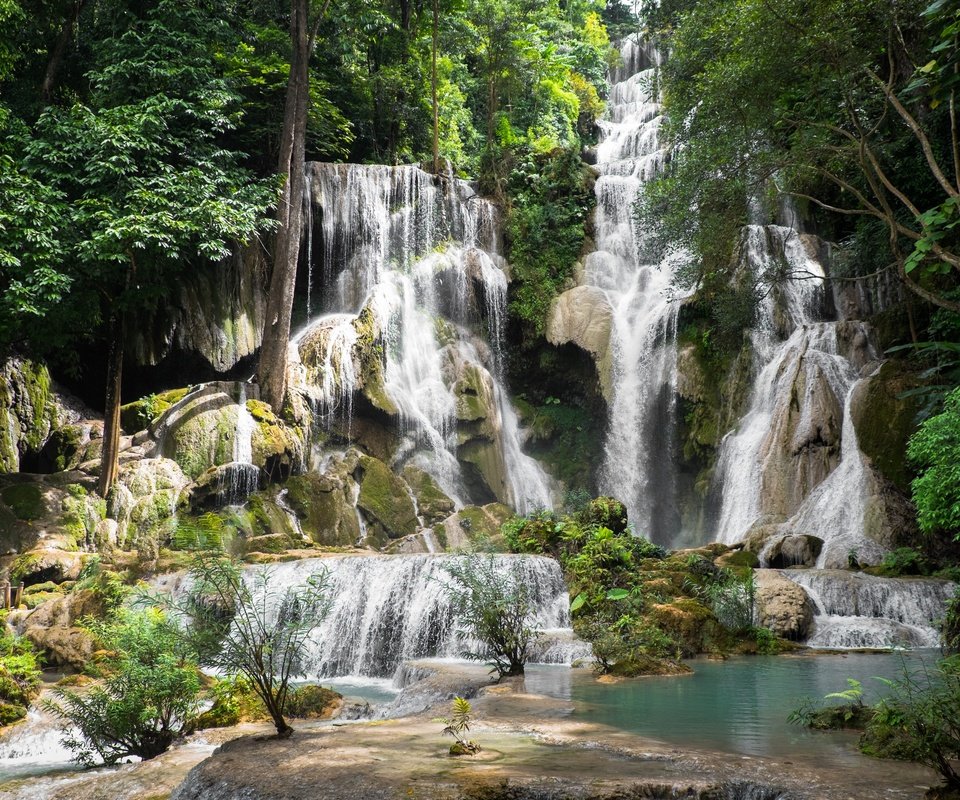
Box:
432 0 439 173
98 306 124 496
41 0 88 103
258 0 312 412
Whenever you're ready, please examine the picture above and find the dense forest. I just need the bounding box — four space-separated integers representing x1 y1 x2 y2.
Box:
1 0 960 797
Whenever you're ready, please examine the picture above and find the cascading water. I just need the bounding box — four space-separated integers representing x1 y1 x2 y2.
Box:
784 570 957 649
292 162 553 514
217 382 259 505
169 554 587 679
587 38 687 542
712 226 883 569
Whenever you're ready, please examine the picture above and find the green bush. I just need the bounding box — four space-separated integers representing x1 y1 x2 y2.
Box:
0 627 41 727
862 657 960 790
189 675 267 730
908 387 960 540
943 588 960 655
46 608 202 766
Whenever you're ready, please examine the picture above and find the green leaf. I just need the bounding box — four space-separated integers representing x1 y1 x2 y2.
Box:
569 592 586 612
605 588 630 601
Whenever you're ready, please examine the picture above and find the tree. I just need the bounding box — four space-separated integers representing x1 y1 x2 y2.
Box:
46 608 202 766
257 0 332 413
643 0 960 313
20 1 275 493
168 550 330 738
442 556 540 678
908 385 960 539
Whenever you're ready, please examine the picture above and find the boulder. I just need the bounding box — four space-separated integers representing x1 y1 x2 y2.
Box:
401 465 455 526
19 589 104 669
546 286 613 400
432 503 512 551
754 569 814 640
282 467 362 548
357 455 418 542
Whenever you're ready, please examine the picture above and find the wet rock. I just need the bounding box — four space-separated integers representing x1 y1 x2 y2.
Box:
401 465 455 526
754 569 814 640
762 533 823 569
275 468 361 547
357 455 418 542
433 503 512 550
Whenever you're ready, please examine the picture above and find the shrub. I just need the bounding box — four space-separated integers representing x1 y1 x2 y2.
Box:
442 556 540 678
908 387 960 540
943 588 960 654
165 550 330 738
441 696 479 756
863 657 960 790
46 608 201 766
0 627 41 727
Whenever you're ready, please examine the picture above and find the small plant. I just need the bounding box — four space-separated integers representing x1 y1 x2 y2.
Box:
441 696 480 756
787 678 873 731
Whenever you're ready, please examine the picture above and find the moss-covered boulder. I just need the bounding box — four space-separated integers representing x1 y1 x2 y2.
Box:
120 387 191 434
357 455 418 542
401 465 455 526
0 358 56 472
433 503 512 551
282 468 361 547
153 383 301 481
106 457 189 562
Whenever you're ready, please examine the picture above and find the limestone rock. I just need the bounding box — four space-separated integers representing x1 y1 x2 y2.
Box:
20 589 104 669
282 468 361 547
760 533 824 569
109 457 189 558
546 286 613 400
0 357 88 472
357 455 418 542
433 503 511 550
131 244 267 373
754 569 814 640
401 465 455 526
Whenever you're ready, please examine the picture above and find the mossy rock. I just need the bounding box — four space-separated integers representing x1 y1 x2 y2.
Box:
120 387 190 433
357 455 417 540
607 655 693 677
283 473 361 547
243 533 294 555
457 439 507 505
715 549 759 569
286 684 342 719
850 360 925 491
1 484 45 521
401 466 455 526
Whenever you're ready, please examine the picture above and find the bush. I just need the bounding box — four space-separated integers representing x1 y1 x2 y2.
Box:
46 608 201 766
944 588 960 654
165 550 330 738
189 675 267 730
908 387 960 540
862 657 960 790
443 556 540 678
0 627 41 727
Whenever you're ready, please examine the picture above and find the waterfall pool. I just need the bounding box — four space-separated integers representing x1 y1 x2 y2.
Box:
523 651 939 765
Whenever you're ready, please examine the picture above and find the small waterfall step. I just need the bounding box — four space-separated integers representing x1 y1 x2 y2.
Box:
171 554 590 680
784 569 956 649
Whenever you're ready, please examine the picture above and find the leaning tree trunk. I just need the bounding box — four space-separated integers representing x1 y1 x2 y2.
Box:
258 0 312 412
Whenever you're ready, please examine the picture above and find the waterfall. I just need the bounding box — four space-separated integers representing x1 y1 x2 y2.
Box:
587 37 686 541
784 570 956 649
217 382 259 506
712 225 884 567
292 162 553 514
172 554 586 679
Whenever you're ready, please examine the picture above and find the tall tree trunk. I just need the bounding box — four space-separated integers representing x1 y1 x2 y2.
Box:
98 305 125 496
432 0 439 173
258 0 312 412
41 0 88 103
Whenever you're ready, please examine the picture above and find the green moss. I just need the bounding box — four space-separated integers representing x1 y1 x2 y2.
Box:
357 455 417 539
120 387 190 433
9 554 41 584
1 484 44 521
286 684 341 718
